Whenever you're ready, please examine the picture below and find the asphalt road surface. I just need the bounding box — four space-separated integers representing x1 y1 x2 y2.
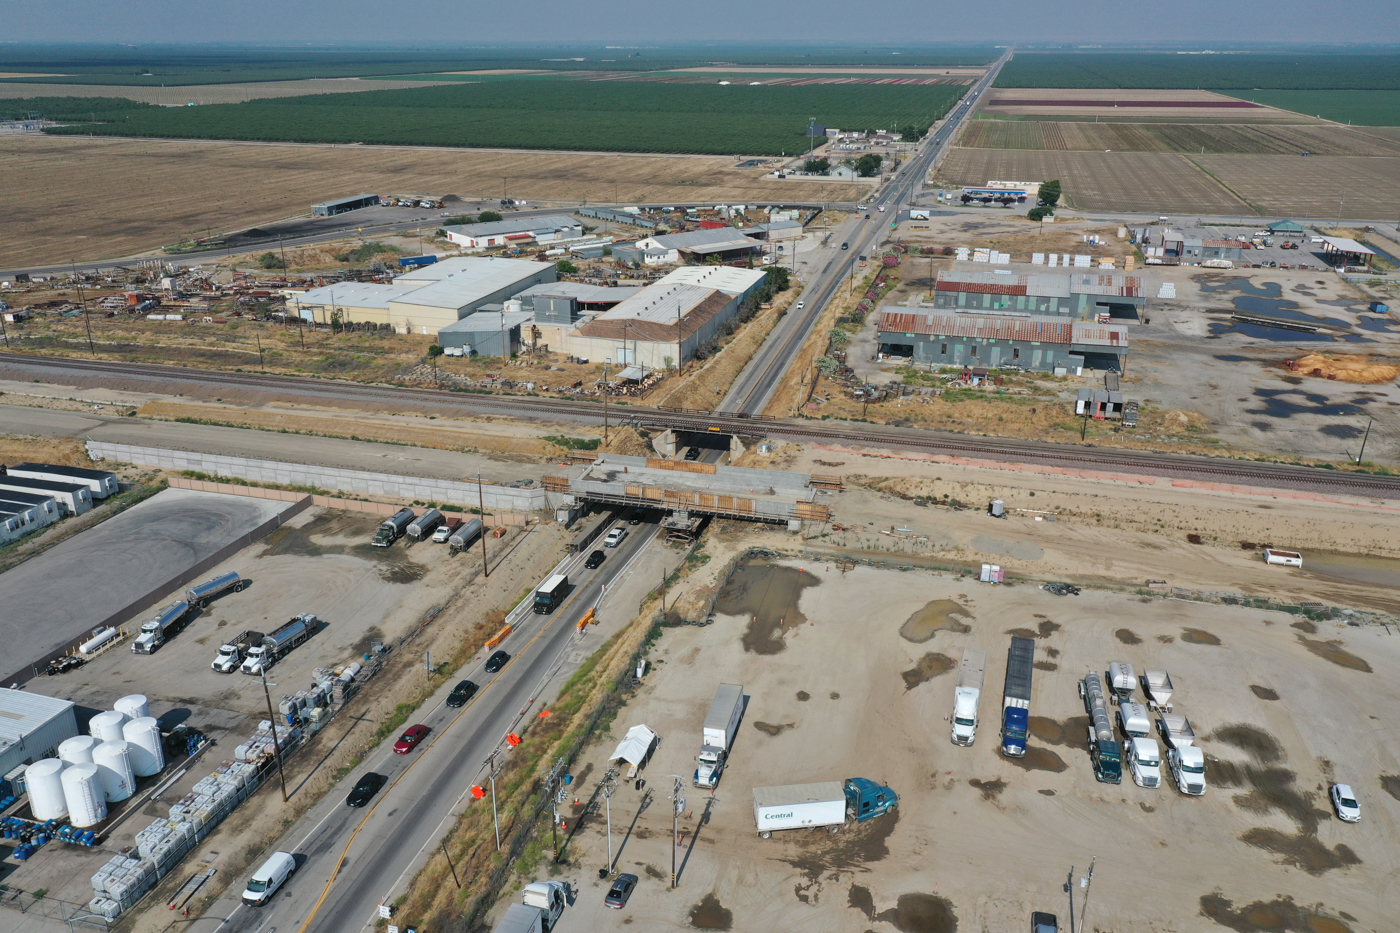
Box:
721 49 1013 415
193 518 658 933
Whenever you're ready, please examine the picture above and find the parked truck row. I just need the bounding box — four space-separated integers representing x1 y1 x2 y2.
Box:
1080 662 1204 795
372 507 486 550
132 572 245 655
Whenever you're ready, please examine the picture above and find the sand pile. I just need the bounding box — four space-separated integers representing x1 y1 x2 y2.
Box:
603 426 652 457
1291 354 1399 384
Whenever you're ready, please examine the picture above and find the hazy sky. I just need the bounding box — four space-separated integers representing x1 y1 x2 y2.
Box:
5 0 1399 45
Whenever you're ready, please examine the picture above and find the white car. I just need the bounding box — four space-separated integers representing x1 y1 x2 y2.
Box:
432 525 453 543
1330 783 1360 822
795 301 805 311
604 527 627 548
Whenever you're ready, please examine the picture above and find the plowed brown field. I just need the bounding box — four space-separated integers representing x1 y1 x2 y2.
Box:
959 120 1400 156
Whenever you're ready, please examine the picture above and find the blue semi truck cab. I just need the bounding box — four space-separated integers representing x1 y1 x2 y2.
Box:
1001 636 1035 757
845 778 898 822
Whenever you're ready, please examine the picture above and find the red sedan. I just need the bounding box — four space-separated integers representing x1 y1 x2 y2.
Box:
393 724 429 754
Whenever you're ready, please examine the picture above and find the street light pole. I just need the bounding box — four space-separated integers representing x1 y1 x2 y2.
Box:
1077 856 1097 933
486 749 501 850
477 467 489 578
669 775 685 888
259 668 288 802
71 263 94 356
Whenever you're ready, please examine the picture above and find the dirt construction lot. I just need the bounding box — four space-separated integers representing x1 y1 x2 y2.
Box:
0 136 869 267
546 557 1393 933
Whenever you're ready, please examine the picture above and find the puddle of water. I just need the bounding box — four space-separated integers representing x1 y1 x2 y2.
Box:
1303 550 1400 590
716 560 822 655
1182 628 1222 645
968 778 1005 801
1209 321 1335 342
786 808 899 886
1028 715 1089 751
260 512 426 582
1379 775 1400 801
1215 354 1251 362
1006 747 1067 773
1291 620 1317 634
1295 634 1372 672
1357 316 1397 332
1319 423 1365 438
1232 295 1334 327
1139 802 1155 813
796 691 810 702
1033 660 1058 671
1201 893 1354 933
753 721 795 736
689 893 733 930
829 691 840 700
1038 789 1056 796
901 653 955 690
1240 828 1361 875
899 599 972 642
848 885 959 933
1115 628 1142 645
1005 619 1061 640
1250 388 1372 420
1250 685 1280 701
1212 724 1283 764
1197 276 1282 298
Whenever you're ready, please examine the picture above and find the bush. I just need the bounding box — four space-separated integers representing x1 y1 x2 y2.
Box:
1027 206 1055 222
556 259 578 274
258 251 285 270
478 210 504 223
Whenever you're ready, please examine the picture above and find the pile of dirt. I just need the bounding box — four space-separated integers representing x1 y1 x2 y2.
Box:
1290 353 1399 385
601 425 652 457
0 434 92 467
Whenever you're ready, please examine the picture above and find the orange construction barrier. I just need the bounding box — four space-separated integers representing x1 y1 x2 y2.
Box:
575 609 595 632
485 624 512 648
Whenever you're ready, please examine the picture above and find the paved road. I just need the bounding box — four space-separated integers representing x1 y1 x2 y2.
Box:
721 49 1013 415
190 518 660 933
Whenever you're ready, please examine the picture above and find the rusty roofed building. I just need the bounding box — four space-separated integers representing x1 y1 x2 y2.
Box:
932 270 1146 321
876 311 1129 373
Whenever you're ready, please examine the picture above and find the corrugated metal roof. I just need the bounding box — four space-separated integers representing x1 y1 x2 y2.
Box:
441 214 580 239
878 311 1073 344
0 690 75 742
935 279 1026 296
1320 236 1375 256
438 310 534 334
1070 273 1144 298
296 283 418 309
1071 322 1130 347
936 270 1072 299
658 266 767 297
648 228 758 251
578 289 732 342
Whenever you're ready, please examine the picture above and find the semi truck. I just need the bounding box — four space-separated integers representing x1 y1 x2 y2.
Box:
212 630 264 673
372 508 416 547
1126 736 1162 788
1080 672 1122 784
448 518 484 552
493 882 567 933
1169 744 1207 796
241 615 314 674
1144 669 1174 711
406 508 444 542
131 601 191 654
694 683 744 788
752 778 898 838
534 574 568 614
951 648 988 746
185 571 244 609
1001 637 1034 757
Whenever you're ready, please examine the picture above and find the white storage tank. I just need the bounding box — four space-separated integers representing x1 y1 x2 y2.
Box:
59 734 99 765
92 741 136 801
90 710 127 743
114 695 150 721
25 759 68 821
62 764 108 827
122 717 165 777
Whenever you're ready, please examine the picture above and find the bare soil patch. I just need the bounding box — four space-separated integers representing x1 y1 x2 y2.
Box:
898 599 972 641
900 652 955 689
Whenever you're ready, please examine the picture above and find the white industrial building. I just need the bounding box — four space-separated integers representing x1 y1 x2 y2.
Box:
0 474 92 516
7 463 119 499
0 690 79 781
441 215 583 250
294 257 557 334
0 489 61 543
614 228 761 265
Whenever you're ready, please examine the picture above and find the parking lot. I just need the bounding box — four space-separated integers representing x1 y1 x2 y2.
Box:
541 557 1395 933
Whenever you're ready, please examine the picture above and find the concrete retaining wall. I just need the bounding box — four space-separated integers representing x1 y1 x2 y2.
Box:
88 442 550 513
167 477 528 525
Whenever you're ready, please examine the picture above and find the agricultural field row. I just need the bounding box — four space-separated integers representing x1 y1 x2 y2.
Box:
0 45 999 86
958 119 1400 156
996 52 1400 90
1244 89 1400 127
42 80 965 155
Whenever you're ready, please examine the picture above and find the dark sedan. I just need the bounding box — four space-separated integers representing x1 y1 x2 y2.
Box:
604 873 637 909
585 550 606 569
446 679 479 708
345 773 383 808
485 650 510 673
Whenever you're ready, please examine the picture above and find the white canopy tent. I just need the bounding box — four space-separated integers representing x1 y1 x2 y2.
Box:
609 724 658 773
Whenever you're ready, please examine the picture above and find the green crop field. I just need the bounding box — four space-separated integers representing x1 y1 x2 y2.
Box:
996 52 1400 90
0 45 997 87
40 79 965 155
1242 90 1400 126
0 96 159 121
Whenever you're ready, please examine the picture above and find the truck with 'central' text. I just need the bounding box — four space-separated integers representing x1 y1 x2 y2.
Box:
131 601 191 654
1001 636 1034 757
951 648 988 746
1080 671 1122 784
694 683 745 788
752 778 897 838
241 615 314 675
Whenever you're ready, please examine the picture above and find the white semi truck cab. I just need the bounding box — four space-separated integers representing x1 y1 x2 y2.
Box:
951 648 987 746
1127 737 1162 788
1169 745 1206 796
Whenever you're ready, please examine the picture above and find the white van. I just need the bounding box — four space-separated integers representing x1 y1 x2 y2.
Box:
242 852 296 906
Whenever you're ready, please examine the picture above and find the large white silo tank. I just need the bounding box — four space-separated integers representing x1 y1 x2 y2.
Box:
25 759 68 821
122 717 165 777
89 710 127 743
58 734 99 765
61 764 108 828
91 741 136 802
114 695 151 721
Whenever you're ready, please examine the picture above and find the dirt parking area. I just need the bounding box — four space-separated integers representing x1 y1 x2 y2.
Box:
544 556 1395 933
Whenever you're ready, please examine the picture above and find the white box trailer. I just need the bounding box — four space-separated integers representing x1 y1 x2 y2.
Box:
8 463 119 499
1263 548 1302 568
0 475 92 515
753 781 846 834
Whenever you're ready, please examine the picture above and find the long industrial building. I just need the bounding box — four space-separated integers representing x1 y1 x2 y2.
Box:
441 215 583 249
0 690 78 779
932 270 1146 321
876 311 1129 373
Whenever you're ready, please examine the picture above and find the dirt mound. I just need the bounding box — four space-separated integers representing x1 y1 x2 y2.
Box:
601 425 652 457
1291 353 1399 384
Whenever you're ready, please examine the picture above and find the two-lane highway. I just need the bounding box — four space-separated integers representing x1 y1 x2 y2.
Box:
721 49 1013 415
190 516 661 933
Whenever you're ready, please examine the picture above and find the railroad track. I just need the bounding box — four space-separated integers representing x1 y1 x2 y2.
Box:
4 352 1399 500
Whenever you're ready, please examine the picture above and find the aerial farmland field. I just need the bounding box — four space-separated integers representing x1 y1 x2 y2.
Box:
959 120 1400 156
1193 154 1400 220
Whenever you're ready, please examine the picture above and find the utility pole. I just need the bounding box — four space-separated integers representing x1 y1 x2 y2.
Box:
441 841 460 888
1357 418 1373 463
258 668 288 802
546 757 566 858
598 767 618 872
485 749 501 850
1077 856 1097 933
71 263 94 356
477 467 489 578
256 332 264 369
602 359 611 445
1065 866 1075 933
669 775 685 888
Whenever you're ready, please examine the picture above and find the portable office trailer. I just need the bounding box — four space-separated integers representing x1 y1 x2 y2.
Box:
8 463 119 499
0 509 28 545
0 489 61 529
0 475 92 515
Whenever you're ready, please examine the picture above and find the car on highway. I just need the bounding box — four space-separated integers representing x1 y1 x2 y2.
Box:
446 680 479 708
840 243 849 250
795 301 805 310
485 650 511 673
345 773 383 808
605 527 628 548
604 873 638 909
241 851 296 907
684 446 702 461
393 724 429 754
585 549 606 569
629 508 646 525
1330 783 1361 822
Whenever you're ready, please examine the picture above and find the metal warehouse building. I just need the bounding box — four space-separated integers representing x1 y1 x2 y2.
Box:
442 215 583 249
8 463 119 499
876 311 1129 372
0 690 79 780
616 228 761 265
933 270 1146 321
312 193 381 217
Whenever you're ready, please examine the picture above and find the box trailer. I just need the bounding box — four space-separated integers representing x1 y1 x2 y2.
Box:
1001 637 1034 757
7 463 119 499
0 475 92 516
752 778 897 838
1263 548 1302 568
695 684 745 788
534 574 569 614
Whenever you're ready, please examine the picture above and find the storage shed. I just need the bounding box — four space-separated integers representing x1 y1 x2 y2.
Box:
0 690 79 779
